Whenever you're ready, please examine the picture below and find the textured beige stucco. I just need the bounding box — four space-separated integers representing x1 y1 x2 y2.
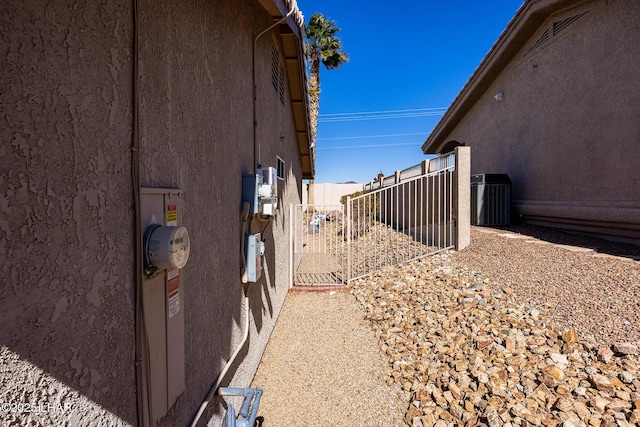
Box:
2 1 306 426
1 1 137 424
424 0 640 243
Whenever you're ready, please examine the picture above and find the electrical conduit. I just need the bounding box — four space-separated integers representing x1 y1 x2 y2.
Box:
191 5 296 425
189 288 251 427
252 6 296 173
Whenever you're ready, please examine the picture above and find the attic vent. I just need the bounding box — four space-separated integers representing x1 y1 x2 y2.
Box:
271 45 279 91
271 45 286 105
526 28 549 55
553 11 589 36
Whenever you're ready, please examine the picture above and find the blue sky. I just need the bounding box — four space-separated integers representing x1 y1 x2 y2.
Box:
295 0 525 183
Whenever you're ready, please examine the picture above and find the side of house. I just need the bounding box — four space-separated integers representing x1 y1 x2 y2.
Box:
1 1 312 426
422 0 640 243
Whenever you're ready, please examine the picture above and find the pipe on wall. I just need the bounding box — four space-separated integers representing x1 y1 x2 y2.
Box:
189 286 252 427
131 0 148 426
252 7 296 174
191 5 295 426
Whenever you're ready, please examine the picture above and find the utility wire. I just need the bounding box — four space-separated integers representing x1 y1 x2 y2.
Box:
317 142 423 151
319 111 446 123
318 106 447 122
317 132 428 141
319 107 448 117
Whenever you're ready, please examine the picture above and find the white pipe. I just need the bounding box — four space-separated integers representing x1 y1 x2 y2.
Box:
189 289 251 427
191 6 296 425
252 7 296 173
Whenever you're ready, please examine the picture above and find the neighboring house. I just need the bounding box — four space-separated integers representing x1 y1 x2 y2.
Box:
1 1 312 426
422 0 640 244
303 182 364 206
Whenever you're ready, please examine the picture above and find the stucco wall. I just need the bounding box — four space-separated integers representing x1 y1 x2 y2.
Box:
2 0 305 426
138 0 301 425
303 183 364 206
441 0 640 242
1 1 137 425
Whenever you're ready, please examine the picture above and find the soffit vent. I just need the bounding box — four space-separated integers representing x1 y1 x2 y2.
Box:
553 11 589 36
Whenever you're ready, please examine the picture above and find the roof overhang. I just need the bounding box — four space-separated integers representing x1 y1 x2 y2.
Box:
422 0 582 154
259 0 315 179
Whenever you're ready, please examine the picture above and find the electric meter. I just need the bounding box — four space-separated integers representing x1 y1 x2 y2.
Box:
145 224 191 270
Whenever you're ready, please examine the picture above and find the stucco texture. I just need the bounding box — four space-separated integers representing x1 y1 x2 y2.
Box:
1 1 136 425
2 0 306 426
432 0 640 241
138 1 302 426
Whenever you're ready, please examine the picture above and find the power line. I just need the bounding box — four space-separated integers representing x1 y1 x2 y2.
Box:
319 107 448 117
318 107 447 122
317 132 428 141
317 142 423 151
319 112 446 123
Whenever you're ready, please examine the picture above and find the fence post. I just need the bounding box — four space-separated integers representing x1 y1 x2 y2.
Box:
346 196 353 282
289 204 294 288
421 159 429 175
454 146 471 250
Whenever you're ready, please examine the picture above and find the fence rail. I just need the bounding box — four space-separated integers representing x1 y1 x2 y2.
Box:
365 153 457 191
347 162 455 281
290 148 470 286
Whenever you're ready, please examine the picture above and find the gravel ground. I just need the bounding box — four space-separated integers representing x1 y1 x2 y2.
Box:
253 225 640 426
251 291 408 427
449 226 640 348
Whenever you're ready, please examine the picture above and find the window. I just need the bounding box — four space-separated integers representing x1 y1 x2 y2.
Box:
276 156 285 181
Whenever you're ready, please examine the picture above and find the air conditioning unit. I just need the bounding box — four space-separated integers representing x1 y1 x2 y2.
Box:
471 174 512 226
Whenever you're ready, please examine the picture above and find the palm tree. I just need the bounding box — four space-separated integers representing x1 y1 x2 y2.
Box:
305 13 348 148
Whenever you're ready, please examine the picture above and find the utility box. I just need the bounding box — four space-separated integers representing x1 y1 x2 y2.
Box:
245 233 264 282
243 171 278 216
471 174 512 226
140 188 188 427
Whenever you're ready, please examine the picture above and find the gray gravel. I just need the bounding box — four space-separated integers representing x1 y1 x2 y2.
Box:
449 226 640 348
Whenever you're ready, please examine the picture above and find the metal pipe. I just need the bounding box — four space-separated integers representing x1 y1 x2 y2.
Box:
189 287 252 427
252 7 296 173
218 387 264 427
131 1 150 425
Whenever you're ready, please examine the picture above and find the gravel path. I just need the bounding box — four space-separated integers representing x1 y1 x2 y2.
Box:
251 291 408 426
253 225 640 426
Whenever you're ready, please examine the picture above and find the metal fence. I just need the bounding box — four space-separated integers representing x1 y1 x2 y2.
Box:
290 204 346 286
347 161 455 281
290 149 468 286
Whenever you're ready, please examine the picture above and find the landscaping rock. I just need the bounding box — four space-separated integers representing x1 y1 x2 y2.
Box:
348 254 639 426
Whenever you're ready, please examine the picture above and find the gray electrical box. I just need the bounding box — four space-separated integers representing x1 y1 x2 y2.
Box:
470 174 512 226
245 233 264 282
140 188 187 427
242 174 261 215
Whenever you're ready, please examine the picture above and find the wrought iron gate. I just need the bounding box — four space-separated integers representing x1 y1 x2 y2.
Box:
289 204 346 287
289 149 468 287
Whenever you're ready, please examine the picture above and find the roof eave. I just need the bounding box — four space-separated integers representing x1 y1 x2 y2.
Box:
422 0 582 154
259 0 315 178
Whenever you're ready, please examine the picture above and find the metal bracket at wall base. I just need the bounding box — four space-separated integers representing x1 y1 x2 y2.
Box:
220 387 264 427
